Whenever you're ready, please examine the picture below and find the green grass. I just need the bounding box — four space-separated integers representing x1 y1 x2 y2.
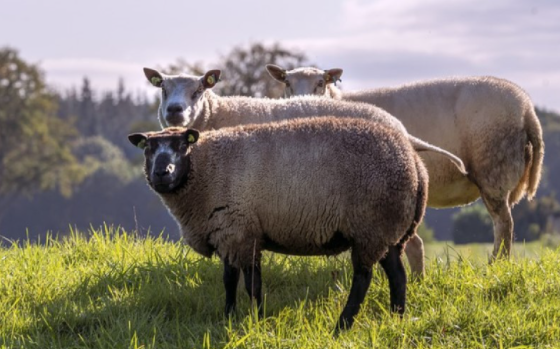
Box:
424 241 551 263
1 227 560 348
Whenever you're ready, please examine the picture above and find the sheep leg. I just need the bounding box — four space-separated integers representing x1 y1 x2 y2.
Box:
223 259 241 316
404 234 425 278
379 245 407 315
336 251 373 331
242 261 263 317
482 194 513 259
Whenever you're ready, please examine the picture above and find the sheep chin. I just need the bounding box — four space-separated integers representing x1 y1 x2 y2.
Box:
152 181 180 194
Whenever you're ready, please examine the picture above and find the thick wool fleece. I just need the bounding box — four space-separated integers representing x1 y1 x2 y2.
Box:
150 117 428 268
340 76 543 206
187 92 466 175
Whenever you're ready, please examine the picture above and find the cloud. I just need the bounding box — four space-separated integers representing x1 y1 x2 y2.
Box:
10 0 558 111
282 0 560 110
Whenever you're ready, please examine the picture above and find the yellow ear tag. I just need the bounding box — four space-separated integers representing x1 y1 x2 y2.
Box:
206 75 215 85
151 76 162 86
187 134 196 144
137 139 146 149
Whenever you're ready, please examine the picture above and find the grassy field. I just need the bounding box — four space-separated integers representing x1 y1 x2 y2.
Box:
1 228 559 348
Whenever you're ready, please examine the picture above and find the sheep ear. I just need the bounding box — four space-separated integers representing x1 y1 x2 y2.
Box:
324 68 343 85
266 64 287 82
201 70 221 89
128 133 148 149
144 67 164 87
185 129 200 144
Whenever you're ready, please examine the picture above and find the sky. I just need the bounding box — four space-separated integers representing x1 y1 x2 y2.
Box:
1 0 559 111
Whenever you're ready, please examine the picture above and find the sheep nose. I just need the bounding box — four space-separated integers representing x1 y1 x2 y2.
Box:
154 164 175 178
167 104 184 114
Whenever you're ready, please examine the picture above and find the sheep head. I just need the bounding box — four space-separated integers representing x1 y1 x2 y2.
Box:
144 67 221 128
128 127 199 193
266 65 343 97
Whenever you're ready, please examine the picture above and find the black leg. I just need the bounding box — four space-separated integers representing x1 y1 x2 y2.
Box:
379 245 407 315
223 259 241 316
242 261 263 317
337 253 373 331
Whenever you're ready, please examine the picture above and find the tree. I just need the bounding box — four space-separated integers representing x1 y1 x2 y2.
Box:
417 221 435 243
512 194 560 240
452 203 494 244
76 77 97 136
217 42 310 97
0 47 85 223
160 42 312 98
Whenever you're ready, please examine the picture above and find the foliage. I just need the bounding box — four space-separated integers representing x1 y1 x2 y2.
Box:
416 221 435 243
452 203 494 244
1 230 559 348
57 77 156 159
3 45 560 243
160 42 311 97
217 42 309 97
73 136 137 184
0 47 85 212
512 194 560 241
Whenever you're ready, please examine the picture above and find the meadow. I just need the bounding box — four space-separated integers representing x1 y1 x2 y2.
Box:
1 228 559 348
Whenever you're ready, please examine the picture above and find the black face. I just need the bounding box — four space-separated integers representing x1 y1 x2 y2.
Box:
129 129 199 194
147 136 191 193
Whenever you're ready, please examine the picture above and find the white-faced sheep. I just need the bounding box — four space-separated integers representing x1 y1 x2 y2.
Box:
266 64 545 260
128 117 428 331
143 67 465 175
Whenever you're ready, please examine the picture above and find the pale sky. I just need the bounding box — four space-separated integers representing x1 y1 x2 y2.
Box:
1 0 559 111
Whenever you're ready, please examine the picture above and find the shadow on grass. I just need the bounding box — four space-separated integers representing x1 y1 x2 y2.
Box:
14 252 390 348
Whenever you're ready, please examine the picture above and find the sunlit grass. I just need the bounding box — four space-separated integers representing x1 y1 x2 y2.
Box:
1 227 559 348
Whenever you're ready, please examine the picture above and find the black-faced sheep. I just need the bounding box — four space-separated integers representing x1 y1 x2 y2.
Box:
266 65 545 260
128 117 428 330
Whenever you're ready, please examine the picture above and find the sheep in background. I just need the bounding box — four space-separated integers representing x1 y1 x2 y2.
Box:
266 64 544 259
142 67 465 174
129 117 428 331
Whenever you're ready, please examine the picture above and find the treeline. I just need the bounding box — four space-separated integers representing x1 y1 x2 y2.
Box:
0 45 559 244
0 44 310 242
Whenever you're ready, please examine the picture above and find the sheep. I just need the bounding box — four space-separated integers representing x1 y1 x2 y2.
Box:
142 67 465 174
142 67 466 277
266 64 545 260
128 117 428 331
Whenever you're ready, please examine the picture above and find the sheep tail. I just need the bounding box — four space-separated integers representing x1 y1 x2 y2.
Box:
409 135 468 176
511 107 544 204
524 108 545 200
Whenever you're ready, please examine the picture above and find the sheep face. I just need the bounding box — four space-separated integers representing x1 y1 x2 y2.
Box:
266 65 343 97
144 68 221 128
128 128 200 193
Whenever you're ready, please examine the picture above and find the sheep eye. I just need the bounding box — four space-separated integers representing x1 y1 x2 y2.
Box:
192 86 204 100
317 80 324 88
284 81 291 87
161 86 167 99
179 143 188 152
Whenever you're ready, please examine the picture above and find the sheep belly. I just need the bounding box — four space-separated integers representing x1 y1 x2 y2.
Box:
262 230 351 256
